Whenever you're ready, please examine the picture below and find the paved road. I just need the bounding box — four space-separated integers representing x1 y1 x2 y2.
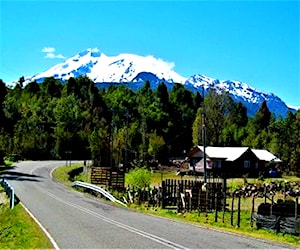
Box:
4 161 291 249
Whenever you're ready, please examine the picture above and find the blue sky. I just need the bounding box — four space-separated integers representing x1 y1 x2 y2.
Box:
1 0 299 108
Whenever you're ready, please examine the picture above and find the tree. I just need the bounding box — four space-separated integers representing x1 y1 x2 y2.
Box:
0 80 8 129
89 119 110 166
253 100 271 131
40 77 62 98
204 91 234 146
53 94 86 158
228 102 248 127
168 83 195 156
18 76 25 88
192 107 203 146
148 131 165 161
24 80 40 95
193 91 203 110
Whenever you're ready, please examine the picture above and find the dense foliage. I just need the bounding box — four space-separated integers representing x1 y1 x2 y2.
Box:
0 77 299 175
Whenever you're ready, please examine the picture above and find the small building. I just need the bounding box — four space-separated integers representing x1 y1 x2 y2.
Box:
188 146 281 178
252 149 282 177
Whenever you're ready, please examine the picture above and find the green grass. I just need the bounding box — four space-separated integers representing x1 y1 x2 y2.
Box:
3 160 14 167
52 163 84 186
131 204 300 247
0 203 53 249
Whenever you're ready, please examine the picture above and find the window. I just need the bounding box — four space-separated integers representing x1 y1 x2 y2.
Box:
244 160 250 168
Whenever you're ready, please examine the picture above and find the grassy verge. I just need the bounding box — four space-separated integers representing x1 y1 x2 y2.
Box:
52 163 88 186
0 194 53 249
53 165 300 248
132 204 300 247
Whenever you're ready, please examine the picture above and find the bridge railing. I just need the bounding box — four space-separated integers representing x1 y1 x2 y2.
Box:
72 181 127 207
0 178 15 209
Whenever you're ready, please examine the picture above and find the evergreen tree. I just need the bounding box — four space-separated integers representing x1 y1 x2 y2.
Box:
254 100 271 131
168 83 195 156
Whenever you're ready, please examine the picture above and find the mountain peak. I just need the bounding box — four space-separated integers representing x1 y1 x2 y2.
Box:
7 48 296 118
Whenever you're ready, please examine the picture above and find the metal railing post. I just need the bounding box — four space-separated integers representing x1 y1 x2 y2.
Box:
0 179 15 209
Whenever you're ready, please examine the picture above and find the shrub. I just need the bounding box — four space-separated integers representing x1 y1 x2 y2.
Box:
126 167 152 189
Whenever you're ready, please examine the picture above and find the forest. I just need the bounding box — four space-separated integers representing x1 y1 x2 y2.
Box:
0 76 299 175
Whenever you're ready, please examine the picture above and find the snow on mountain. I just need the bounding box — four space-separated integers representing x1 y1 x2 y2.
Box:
20 48 186 85
10 48 295 118
183 75 292 117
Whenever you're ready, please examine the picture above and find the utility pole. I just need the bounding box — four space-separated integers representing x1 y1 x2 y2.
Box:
124 109 129 172
202 86 207 183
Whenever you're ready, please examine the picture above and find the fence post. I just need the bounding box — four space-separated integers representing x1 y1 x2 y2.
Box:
222 191 226 223
177 188 182 213
215 192 218 222
231 193 235 226
250 195 255 227
264 184 267 204
161 181 165 209
295 197 298 220
284 182 286 201
198 187 201 216
237 195 241 228
270 195 274 216
205 188 208 223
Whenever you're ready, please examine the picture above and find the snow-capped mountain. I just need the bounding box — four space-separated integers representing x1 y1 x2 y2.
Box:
11 48 296 117
182 75 294 117
21 48 186 85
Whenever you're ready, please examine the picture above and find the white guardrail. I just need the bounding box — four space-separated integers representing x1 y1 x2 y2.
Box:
72 181 127 207
0 178 15 209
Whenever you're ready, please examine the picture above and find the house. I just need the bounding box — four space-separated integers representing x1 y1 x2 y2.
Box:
188 146 281 178
252 149 282 177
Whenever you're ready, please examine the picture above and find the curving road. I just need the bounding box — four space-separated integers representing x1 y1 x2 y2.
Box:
4 161 291 249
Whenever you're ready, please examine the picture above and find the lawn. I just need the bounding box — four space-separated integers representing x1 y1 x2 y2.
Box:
0 187 53 249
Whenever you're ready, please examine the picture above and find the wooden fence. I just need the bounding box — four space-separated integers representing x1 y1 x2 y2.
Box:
91 167 125 190
161 179 223 211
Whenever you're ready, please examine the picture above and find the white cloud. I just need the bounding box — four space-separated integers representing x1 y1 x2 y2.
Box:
56 54 65 59
42 47 65 59
42 47 55 53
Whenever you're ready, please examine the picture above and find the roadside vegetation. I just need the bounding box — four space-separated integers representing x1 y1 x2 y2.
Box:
0 186 52 249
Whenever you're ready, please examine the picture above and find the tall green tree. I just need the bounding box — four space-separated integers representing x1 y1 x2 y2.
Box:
253 100 271 131
40 77 62 98
168 83 195 155
203 91 234 146
53 94 86 159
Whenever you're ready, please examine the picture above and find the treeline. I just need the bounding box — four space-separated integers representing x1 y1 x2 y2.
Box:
0 76 299 174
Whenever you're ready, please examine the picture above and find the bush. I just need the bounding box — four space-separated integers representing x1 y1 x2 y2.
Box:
126 167 152 189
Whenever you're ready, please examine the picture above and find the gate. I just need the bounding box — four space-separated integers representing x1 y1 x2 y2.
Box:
91 167 125 190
